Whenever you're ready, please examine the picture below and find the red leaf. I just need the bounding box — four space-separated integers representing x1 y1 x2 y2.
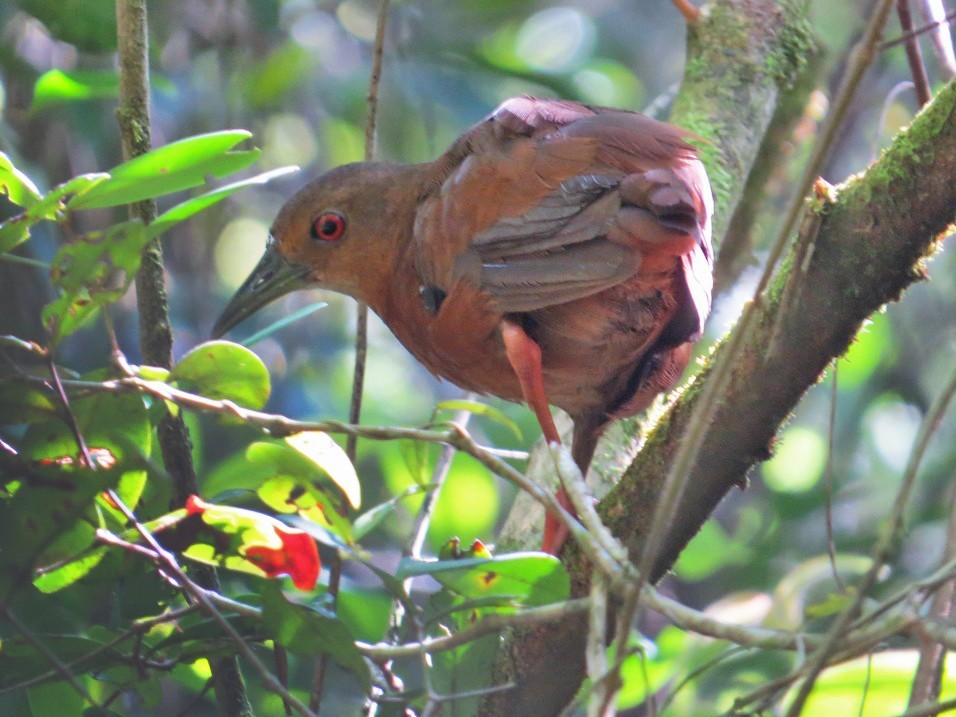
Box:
245 525 321 590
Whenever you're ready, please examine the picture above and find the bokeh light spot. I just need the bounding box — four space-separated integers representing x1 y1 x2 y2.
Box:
763 426 826 493
214 218 271 291
262 113 317 169
864 397 921 471
515 8 595 73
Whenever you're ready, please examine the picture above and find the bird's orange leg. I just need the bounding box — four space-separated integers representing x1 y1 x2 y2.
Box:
500 319 570 555
672 0 700 22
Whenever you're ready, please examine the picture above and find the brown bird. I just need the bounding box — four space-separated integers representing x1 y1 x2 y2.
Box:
213 97 714 554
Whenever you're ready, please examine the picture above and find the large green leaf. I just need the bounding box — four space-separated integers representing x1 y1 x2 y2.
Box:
68 131 260 210
285 431 360 510
261 581 370 689
398 553 570 606
18 389 151 526
0 459 121 603
171 340 271 409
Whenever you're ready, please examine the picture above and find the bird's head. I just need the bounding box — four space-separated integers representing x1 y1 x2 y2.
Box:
212 161 420 338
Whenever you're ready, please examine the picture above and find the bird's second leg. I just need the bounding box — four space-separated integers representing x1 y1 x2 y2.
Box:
500 318 572 555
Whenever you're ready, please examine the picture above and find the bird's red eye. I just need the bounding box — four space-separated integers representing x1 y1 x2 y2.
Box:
311 212 346 242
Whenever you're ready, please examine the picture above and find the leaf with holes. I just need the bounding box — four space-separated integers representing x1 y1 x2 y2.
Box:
249 435 358 543
41 220 149 343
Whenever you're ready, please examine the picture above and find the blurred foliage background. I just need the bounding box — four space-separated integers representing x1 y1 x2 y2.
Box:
1 0 956 714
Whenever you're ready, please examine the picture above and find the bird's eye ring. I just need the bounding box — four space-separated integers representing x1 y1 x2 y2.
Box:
311 212 347 242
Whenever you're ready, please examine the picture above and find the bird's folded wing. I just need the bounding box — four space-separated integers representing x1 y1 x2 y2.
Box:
418 96 712 316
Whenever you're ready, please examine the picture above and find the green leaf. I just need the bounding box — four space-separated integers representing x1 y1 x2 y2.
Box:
0 173 109 255
427 588 502 716
0 460 120 602
28 173 111 221
806 588 858 618
68 131 260 210
41 220 149 343
400 438 438 486
238 300 327 347
261 581 370 689
171 340 270 409
31 69 176 112
352 486 426 541
436 399 522 440
0 383 59 424
31 69 120 111
0 152 40 208
28 680 86 717
17 389 151 527
34 545 108 594
285 431 361 509
249 438 356 542
147 166 299 240
398 553 570 606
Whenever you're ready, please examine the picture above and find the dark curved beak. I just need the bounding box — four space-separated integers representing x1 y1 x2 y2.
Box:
212 239 312 338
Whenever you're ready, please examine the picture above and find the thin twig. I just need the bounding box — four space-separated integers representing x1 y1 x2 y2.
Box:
21 368 599 567
909 479 956 706
897 0 933 105
346 0 390 462
824 364 846 591
4 608 99 705
917 0 956 76
586 569 612 717
46 352 93 469
880 7 956 51
784 361 956 716
335 7 390 709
